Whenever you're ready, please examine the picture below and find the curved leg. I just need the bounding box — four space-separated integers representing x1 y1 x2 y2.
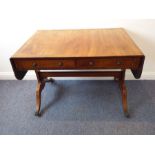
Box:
35 82 42 116
119 80 130 118
119 70 130 118
35 71 45 117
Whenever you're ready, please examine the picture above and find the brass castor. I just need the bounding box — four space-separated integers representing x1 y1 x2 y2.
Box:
114 77 119 81
124 111 130 118
44 78 55 84
35 111 41 117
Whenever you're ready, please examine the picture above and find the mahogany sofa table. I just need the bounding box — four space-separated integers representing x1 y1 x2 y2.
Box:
10 28 145 117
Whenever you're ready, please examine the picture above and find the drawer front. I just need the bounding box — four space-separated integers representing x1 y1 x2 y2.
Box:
76 57 140 69
15 59 75 70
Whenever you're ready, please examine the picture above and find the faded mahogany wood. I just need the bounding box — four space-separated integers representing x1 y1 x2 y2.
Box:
35 70 45 116
13 57 141 70
10 28 145 117
12 28 143 58
34 70 129 117
10 28 145 79
119 70 129 117
39 71 122 78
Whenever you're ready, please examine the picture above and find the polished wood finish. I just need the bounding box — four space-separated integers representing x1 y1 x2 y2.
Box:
33 70 129 117
14 59 75 70
35 71 45 116
118 70 129 117
38 71 122 78
10 28 145 117
10 28 145 80
13 57 141 70
12 28 143 58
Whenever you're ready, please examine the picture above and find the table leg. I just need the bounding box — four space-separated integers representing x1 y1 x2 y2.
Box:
118 70 130 118
35 71 45 117
35 81 45 116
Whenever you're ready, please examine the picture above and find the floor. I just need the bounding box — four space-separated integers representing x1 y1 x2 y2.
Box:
0 80 155 134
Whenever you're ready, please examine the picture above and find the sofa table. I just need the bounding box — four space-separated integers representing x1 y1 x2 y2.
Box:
10 28 145 117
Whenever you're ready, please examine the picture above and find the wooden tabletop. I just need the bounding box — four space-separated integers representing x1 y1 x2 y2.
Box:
12 28 144 58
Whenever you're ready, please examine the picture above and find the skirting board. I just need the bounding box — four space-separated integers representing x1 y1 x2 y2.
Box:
0 71 155 80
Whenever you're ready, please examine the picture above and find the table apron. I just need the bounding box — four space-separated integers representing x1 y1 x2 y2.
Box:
13 57 141 70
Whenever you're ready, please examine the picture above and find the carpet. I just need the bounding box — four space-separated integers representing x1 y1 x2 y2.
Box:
0 80 155 134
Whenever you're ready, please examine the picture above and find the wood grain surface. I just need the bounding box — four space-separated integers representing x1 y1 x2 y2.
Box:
12 28 144 58
10 28 145 116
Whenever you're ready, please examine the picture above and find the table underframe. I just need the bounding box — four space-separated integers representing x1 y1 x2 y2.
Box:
34 69 130 118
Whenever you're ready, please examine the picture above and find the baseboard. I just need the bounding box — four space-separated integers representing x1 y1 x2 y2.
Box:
0 71 155 80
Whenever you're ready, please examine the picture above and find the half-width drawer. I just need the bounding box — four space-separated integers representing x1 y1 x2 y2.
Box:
14 59 75 70
76 57 141 69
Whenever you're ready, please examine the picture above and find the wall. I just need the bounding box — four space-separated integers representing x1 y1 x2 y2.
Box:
0 0 155 79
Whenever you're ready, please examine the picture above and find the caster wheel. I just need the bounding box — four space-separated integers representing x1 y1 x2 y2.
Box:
44 78 55 84
124 112 130 118
50 78 55 83
35 111 41 117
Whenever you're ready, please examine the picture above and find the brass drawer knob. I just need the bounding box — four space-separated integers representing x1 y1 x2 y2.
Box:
32 63 37 69
89 61 94 66
117 61 121 65
58 61 63 66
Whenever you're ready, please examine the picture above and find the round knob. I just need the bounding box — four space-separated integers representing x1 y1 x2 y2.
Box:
117 61 121 65
58 62 63 66
89 61 94 66
32 63 37 69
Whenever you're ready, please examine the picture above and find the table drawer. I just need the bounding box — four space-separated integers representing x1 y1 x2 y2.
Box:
14 59 75 70
76 57 140 69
